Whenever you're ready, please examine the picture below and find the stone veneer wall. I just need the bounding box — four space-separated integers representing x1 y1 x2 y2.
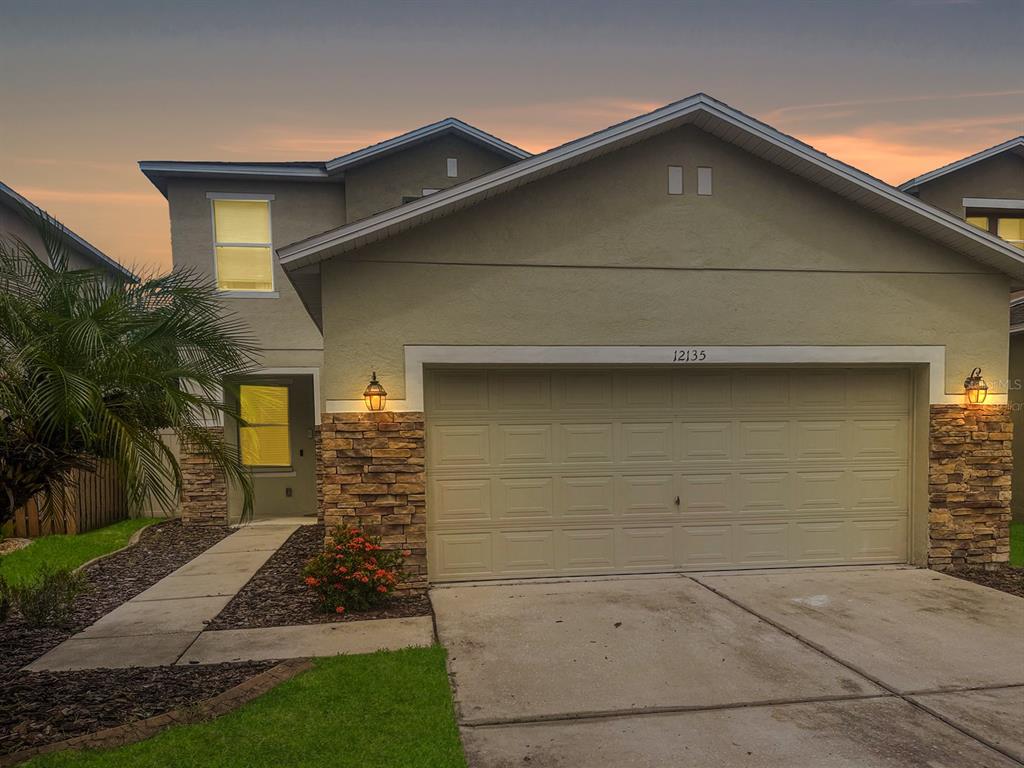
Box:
929 404 1012 569
180 427 229 525
319 412 427 590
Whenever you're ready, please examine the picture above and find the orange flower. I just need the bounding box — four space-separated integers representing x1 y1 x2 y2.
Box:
377 585 388 593
335 605 345 614
304 576 319 586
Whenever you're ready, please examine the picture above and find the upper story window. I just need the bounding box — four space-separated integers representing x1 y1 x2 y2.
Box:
965 210 1024 250
210 196 274 292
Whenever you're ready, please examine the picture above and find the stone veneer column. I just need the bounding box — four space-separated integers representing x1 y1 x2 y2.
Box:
319 412 427 590
179 427 229 525
929 404 1012 569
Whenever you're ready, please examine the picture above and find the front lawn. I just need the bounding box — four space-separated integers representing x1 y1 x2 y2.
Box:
1011 520 1024 568
0 518 157 587
26 646 467 768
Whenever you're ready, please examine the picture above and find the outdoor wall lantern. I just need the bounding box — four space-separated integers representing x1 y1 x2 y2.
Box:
363 371 388 412
964 367 989 404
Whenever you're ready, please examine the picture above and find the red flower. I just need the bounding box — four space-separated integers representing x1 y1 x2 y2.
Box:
336 605 345 614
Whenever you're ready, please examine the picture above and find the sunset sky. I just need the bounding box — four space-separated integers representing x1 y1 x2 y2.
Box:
1 0 1022 274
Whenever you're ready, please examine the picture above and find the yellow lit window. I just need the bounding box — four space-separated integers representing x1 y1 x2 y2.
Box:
997 218 1024 250
239 384 290 467
965 216 989 230
212 199 273 292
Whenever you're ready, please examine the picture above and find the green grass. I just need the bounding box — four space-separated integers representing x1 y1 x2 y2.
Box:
1011 520 1024 568
0 518 157 587
26 646 467 768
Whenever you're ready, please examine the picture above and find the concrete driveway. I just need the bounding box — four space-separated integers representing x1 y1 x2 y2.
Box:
431 568 1024 767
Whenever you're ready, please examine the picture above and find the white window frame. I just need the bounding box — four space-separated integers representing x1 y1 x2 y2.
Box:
207 192 278 297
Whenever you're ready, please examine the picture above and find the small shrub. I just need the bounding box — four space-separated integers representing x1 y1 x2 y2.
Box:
303 527 409 614
9 565 88 627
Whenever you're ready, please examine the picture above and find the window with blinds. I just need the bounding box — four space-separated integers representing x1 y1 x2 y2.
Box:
212 199 274 291
239 384 290 467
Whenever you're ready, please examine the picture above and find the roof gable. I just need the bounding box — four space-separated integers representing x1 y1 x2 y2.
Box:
0 181 135 280
899 136 1024 193
277 94 1024 287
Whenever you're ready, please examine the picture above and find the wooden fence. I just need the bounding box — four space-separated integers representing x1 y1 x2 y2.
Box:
11 462 129 537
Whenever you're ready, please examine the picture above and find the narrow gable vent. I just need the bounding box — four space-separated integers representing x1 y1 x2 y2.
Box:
667 166 683 195
446 157 459 178
697 167 713 196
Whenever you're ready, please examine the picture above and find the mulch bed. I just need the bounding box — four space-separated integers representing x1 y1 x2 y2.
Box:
0 521 278 758
948 565 1024 598
207 524 431 630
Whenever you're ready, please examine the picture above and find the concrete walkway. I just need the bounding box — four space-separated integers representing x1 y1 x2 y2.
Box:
438 569 1024 768
27 524 433 671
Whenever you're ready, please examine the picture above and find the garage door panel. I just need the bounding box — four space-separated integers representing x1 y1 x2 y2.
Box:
431 425 491 466
560 423 614 463
426 368 911 581
561 529 616 571
680 421 733 462
494 531 556 575
560 476 615 518
496 477 555 522
850 518 907 561
793 520 847 563
680 524 734 566
619 474 676 516
497 424 553 465
738 421 791 461
680 473 733 515
621 422 674 462
738 523 791 564
433 479 492 525
618 527 676 569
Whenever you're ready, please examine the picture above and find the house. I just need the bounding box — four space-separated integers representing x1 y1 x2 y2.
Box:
899 138 1024 521
1 181 136 536
0 181 135 280
141 94 1021 588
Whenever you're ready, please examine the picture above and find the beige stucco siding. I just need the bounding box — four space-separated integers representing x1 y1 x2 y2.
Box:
320 125 1009 402
912 153 1024 217
166 178 340 372
344 134 514 222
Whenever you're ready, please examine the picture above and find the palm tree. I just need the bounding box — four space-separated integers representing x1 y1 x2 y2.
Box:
0 218 255 526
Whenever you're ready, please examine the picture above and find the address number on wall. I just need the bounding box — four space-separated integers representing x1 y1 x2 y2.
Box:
672 349 708 362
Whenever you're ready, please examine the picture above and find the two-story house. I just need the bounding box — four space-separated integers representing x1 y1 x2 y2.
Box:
142 95 1023 589
900 137 1024 520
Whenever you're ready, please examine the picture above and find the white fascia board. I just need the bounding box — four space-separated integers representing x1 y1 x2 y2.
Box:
278 95 1024 278
899 137 1024 191
963 198 1024 211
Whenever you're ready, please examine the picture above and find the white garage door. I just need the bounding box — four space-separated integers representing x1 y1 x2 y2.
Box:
425 368 910 582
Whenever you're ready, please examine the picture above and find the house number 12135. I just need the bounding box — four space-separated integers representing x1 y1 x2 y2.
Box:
672 349 708 362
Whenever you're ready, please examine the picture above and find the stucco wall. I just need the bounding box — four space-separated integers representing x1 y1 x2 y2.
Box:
320 125 1010 404
911 153 1024 217
166 178 340 372
344 134 514 222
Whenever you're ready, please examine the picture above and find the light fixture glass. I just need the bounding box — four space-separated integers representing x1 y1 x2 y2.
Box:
363 371 387 411
964 367 988 404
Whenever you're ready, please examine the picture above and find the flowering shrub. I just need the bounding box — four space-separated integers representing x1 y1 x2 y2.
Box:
303 527 410 614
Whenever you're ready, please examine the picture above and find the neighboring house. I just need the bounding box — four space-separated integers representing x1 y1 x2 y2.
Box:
142 94 1022 589
0 181 135 280
1 181 136 536
900 138 1024 521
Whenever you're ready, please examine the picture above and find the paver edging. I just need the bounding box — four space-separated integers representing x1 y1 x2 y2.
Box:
0 658 313 767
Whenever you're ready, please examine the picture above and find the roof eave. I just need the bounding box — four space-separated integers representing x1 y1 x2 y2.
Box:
899 136 1024 192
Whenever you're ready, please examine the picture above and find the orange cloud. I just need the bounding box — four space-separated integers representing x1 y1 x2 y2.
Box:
16 187 163 206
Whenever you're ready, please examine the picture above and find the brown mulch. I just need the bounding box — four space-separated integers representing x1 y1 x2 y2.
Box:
0 521 279 758
207 524 431 630
948 565 1024 598
1 662 272 757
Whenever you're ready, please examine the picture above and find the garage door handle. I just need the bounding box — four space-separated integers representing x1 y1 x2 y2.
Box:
674 496 681 506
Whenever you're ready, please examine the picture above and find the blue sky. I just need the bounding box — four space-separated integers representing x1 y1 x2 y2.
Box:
1 0 1021 271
